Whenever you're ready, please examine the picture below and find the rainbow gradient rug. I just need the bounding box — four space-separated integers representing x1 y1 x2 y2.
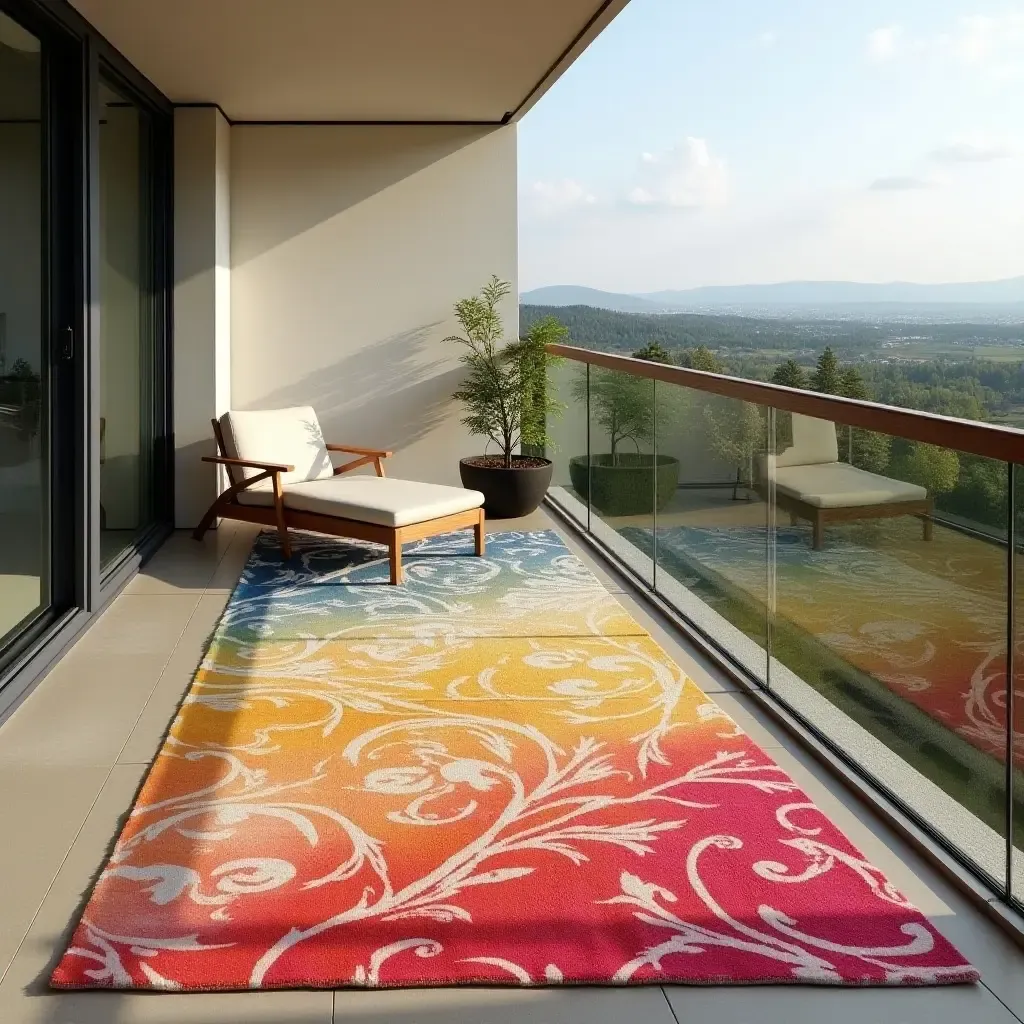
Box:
52 529 977 990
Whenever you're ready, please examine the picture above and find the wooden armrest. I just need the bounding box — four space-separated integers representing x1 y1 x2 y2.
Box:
325 444 393 458
202 455 294 473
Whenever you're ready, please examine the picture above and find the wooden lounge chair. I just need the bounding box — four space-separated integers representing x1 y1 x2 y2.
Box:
192 406 485 583
759 414 932 549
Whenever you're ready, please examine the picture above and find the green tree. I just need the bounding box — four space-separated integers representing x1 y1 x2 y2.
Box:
573 368 653 460
838 366 868 400
632 342 673 364
771 360 808 389
681 345 723 373
810 347 843 395
448 276 563 467
703 399 765 499
833 365 892 472
899 443 960 495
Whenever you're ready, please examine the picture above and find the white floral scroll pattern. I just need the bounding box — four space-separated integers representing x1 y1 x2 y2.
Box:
52 530 979 991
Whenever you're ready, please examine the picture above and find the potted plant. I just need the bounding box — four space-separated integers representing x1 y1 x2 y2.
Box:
568 357 680 517
448 276 566 518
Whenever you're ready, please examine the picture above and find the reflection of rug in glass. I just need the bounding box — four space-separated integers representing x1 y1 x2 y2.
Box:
627 523 1016 766
53 530 976 991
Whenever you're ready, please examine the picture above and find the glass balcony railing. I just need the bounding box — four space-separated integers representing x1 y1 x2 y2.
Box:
545 343 1024 907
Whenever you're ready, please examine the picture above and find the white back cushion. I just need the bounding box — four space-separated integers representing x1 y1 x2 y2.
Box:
776 414 839 468
220 407 333 486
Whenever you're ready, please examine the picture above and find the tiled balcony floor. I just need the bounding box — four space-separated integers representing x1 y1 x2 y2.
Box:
0 508 1022 1023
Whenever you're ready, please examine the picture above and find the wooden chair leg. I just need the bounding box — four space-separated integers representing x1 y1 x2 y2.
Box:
812 511 824 550
389 537 403 585
272 477 292 559
474 510 486 556
922 502 934 541
192 498 225 542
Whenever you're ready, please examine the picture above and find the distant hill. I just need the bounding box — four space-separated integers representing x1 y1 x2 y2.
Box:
641 277 1024 307
518 285 670 313
522 277 1024 312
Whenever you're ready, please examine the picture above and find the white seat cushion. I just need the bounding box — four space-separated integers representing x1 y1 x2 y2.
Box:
239 474 484 528
221 407 333 486
774 462 927 508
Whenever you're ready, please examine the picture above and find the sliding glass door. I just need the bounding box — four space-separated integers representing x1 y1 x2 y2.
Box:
98 75 161 571
0 9 56 647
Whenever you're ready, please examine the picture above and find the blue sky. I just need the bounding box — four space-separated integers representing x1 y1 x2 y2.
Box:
518 0 1024 292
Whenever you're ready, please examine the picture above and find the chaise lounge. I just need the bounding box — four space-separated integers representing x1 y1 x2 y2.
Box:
760 413 932 549
192 406 486 583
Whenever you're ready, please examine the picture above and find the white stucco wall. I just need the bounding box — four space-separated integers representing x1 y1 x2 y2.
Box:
173 105 231 527
229 124 518 486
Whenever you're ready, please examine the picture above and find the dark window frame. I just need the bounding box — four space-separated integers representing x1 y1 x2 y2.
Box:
0 0 173 720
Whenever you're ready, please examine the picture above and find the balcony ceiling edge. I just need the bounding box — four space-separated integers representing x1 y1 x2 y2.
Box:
68 0 631 122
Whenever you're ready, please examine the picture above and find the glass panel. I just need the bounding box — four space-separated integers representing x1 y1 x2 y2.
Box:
1013 463 1024 902
545 358 589 529
584 365 655 585
99 78 156 569
768 418 1007 883
653 383 770 684
0 12 48 642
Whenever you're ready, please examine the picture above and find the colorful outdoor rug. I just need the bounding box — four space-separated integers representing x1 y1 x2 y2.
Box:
52 529 977 991
630 523 1022 767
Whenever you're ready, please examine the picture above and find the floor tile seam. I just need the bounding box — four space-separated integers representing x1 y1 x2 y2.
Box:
979 977 1024 1022
0 762 114 989
111 596 210 767
660 985 682 1023
205 629 654 643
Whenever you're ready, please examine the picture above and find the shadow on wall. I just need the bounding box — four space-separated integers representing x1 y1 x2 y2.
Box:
230 125 495 269
248 322 458 456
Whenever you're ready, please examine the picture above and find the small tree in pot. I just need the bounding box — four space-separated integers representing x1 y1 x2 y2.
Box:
568 346 681 517
449 276 566 517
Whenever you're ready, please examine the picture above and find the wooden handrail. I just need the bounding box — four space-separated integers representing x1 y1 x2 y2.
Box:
547 342 1024 464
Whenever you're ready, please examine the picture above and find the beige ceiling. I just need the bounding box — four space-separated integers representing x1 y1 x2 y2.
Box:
69 0 629 122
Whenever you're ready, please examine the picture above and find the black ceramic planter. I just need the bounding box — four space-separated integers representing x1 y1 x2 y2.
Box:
459 456 554 518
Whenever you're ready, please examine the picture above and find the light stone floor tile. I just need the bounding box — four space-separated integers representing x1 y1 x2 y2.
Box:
0 651 176 768
117 593 232 765
0 764 110 984
664 983 1019 1024
125 524 241 595
206 526 261 593
0 764 334 1024
331 985 678 1023
69 594 202 657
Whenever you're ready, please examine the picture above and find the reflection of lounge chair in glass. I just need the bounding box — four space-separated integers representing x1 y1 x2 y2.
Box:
761 414 932 550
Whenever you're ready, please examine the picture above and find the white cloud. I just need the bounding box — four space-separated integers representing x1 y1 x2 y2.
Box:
953 12 1024 65
930 140 1014 163
867 25 901 61
756 29 779 49
526 178 597 215
866 12 1024 78
868 175 934 191
625 137 728 210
